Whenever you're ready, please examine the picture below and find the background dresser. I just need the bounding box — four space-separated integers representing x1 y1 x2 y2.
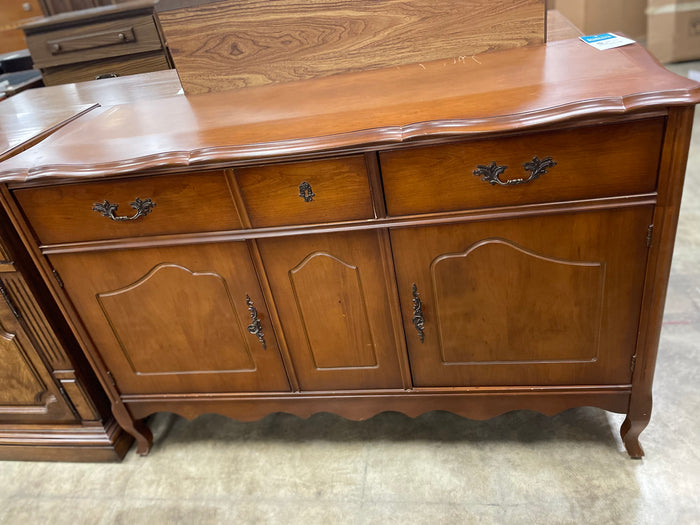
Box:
22 0 173 85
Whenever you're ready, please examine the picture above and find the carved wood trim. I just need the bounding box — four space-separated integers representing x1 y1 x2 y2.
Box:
96 262 257 375
429 238 605 365
123 387 632 422
2 273 70 369
289 251 379 370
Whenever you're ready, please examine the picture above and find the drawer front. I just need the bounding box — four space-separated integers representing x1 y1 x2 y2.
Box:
40 50 170 85
236 156 375 228
15 171 243 244
26 14 163 68
380 118 665 216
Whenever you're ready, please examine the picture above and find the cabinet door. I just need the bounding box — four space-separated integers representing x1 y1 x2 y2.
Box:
0 277 76 423
390 206 653 387
258 231 404 390
50 243 290 395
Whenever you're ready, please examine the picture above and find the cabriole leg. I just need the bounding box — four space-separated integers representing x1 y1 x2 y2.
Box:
111 400 154 456
620 397 652 459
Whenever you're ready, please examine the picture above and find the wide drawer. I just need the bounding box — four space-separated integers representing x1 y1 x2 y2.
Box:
235 156 375 227
40 50 170 85
26 13 163 69
14 171 243 245
380 118 665 216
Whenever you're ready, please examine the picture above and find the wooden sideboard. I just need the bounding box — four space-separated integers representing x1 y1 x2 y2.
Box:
0 39 697 458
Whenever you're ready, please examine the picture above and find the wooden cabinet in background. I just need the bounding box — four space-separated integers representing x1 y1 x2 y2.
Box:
0 211 131 461
0 271 77 425
39 0 114 16
23 0 173 86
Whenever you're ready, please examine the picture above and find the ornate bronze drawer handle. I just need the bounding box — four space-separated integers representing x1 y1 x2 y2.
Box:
92 197 156 222
473 156 557 186
298 181 315 202
411 283 425 343
246 295 267 349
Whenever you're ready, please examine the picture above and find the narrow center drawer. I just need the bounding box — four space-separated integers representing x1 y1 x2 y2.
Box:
380 118 665 216
235 156 375 228
14 171 243 245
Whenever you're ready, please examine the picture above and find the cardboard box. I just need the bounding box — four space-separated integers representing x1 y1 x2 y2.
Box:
647 1 700 62
553 0 647 40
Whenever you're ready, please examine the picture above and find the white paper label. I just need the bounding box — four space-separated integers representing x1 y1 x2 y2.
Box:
579 33 636 51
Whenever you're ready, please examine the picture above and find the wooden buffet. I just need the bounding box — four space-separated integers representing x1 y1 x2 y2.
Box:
0 39 697 458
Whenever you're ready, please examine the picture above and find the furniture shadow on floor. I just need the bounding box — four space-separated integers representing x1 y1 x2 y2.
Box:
145 407 622 450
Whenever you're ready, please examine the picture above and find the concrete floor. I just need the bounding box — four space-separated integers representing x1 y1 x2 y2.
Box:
1 64 699 525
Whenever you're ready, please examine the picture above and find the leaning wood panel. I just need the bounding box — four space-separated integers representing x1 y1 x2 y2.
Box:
159 0 546 94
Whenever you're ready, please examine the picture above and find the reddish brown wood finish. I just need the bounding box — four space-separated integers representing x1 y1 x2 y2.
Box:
49 242 290 395
1 41 697 183
235 156 375 228
257 231 405 391
124 387 631 423
15 170 243 244
0 104 97 163
390 206 653 387
621 106 697 458
380 119 664 215
4 69 182 109
0 40 696 458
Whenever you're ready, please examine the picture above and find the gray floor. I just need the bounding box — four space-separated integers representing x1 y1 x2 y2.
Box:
1 64 699 525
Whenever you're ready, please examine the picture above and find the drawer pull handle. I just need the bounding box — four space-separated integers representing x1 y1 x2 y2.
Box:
298 181 315 202
246 295 267 349
92 197 156 222
95 73 120 80
411 283 425 343
473 156 557 186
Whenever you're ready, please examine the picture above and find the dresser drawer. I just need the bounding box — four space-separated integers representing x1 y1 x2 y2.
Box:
25 13 163 69
236 156 375 228
14 171 243 245
40 50 170 85
380 118 665 216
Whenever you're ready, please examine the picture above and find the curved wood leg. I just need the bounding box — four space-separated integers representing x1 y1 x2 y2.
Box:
111 400 153 456
620 414 649 459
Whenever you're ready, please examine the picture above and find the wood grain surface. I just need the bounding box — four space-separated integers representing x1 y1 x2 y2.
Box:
257 230 405 391
49 242 291 395
380 118 664 215
390 205 653 387
15 170 243 244
0 104 97 163
5 69 182 109
1 40 697 183
159 0 546 93
235 156 374 228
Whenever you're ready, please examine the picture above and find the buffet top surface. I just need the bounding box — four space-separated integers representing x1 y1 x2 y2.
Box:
0 39 698 182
